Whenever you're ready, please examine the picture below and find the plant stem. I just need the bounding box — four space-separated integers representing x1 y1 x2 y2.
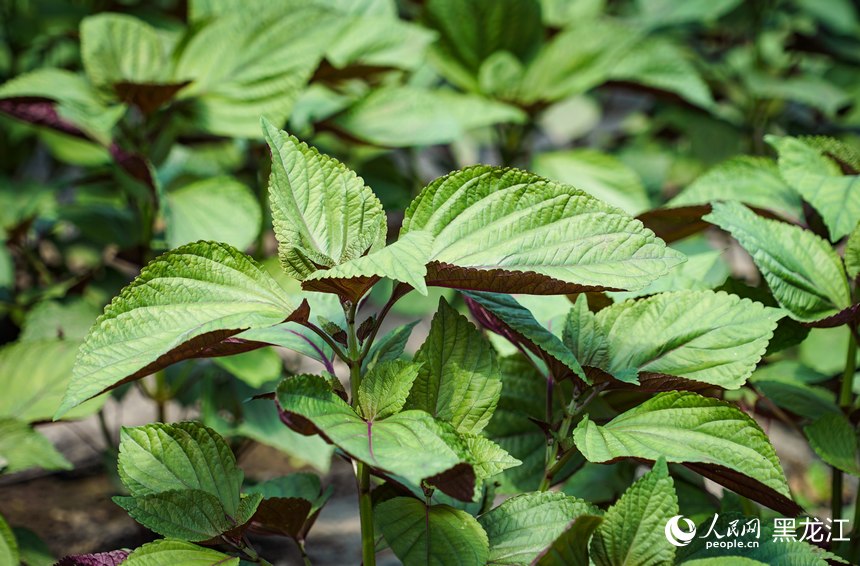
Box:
356 461 375 566
298 539 313 566
344 300 376 566
539 386 602 491
833 326 858 521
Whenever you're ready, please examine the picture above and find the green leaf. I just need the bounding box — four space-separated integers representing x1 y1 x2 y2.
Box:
117 422 244 515
165 177 261 251
244 473 332 539
465 291 585 381
0 513 18 566
377 497 489 566
362 320 419 373
846 222 860 279
484 355 551 492
406 298 502 434
767 135 860 241
56 241 298 418
497 19 636 104
81 14 171 89
123 539 239 566
573 391 797 515
463 434 521 481
704 201 852 323
680 559 767 566
636 0 742 26
229 400 334 473
532 149 650 215
19 299 100 342
114 490 261 541
751 378 838 421
263 120 386 280
590 459 678 566
606 249 728 302
326 15 436 70
748 75 850 117
0 340 105 422
668 156 802 221
213 348 283 388
277 374 474 499
12 527 53 566
424 0 543 90
750 361 837 420
332 87 525 147
805 413 860 476
303 231 433 299
175 5 342 137
0 419 71 474
358 360 422 421
479 492 600 565
562 295 637 384
0 68 125 142
532 514 603 566
609 38 713 108
401 166 684 294
592 290 781 389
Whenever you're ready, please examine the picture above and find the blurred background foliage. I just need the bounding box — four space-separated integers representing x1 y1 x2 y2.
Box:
0 0 858 513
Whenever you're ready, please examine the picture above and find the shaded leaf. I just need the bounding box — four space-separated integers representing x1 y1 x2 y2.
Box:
668 156 802 222
483 355 549 493
165 177 261 251
532 149 650 215
80 13 171 89
0 340 105 422
846 222 860 279
479 492 600 565
704 201 852 323
378 497 489 566
532 514 602 566
464 291 585 381
0 514 17 566
277 374 474 500
406 298 501 434
175 5 343 137
213 348 283 388
362 320 419 373
590 459 678 566
0 419 70 474
332 87 525 147
767 135 860 241
805 413 860 476
424 0 542 90
358 360 422 421
244 473 332 539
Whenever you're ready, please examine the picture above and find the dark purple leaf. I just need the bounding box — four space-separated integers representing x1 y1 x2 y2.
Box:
55 550 129 566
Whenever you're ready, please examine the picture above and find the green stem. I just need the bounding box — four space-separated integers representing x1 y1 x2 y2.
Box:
833 327 858 521
538 386 602 491
345 300 376 566
298 539 313 566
